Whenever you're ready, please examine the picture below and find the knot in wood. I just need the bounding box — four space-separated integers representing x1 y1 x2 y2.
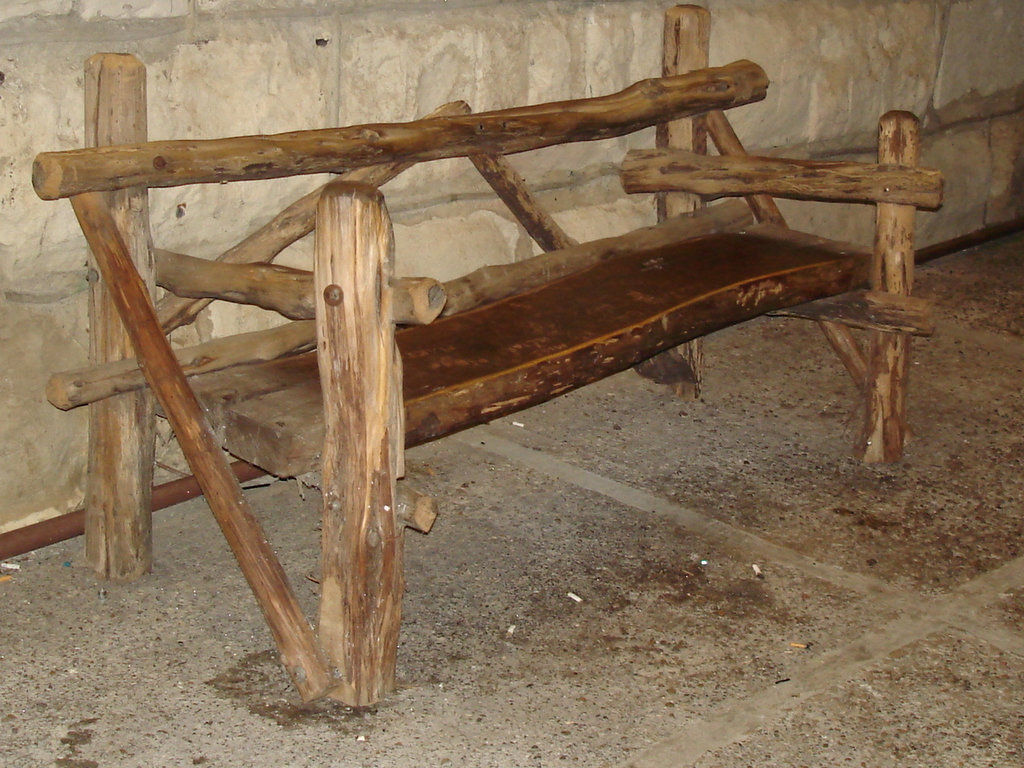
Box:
152 155 167 170
323 284 344 306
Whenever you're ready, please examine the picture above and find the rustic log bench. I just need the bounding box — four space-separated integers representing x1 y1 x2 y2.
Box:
35 5 942 707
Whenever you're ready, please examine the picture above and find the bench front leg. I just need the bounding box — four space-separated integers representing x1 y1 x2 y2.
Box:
315 181 404 707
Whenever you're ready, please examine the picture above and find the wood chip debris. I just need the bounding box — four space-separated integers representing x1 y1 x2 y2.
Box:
567 591 583 603
1 562 21 571
751 563 764 578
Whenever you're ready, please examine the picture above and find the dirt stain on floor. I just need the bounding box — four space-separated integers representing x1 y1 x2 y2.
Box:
206 651 368 731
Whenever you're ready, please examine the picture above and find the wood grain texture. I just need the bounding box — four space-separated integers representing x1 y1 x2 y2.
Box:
155 249 445 325
48 320 318 410
621 148 943 208
861 111 921 463
50 200 752 411
187 226 871 478
314 182 403 707
469 153 576 252
704 109 786 226
34 62 768 199
70 191 334 702
770 290 933 336
155 101 470 333
83 53 156 580
443 198 752 316
639 4 713 399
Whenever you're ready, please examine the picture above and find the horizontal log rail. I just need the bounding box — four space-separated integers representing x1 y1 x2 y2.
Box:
48 200 753 410
155 249 445 325
33 61 768 199
156 100 472 333
621 148 943 208
769 289 934 336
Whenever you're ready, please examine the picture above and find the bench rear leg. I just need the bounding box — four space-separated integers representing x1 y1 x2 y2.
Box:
315 182 404 707
637 4 710 398
860 111 921 462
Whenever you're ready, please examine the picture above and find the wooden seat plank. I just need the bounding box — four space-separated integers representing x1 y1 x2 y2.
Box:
190 226 869 477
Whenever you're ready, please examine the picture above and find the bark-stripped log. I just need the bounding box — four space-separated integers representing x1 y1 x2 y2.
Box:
82 53 156 581
48 200 752 411
70 190 334 702
468 153 576 252
442 198 752 315
314 182 403 707
621 148 943 208
638 4 712 399
704 109 786 226
156 101 471 333
770 290 934 336
34 61 768 199
48 320 318 411
860 111 922 462
155 249 445 325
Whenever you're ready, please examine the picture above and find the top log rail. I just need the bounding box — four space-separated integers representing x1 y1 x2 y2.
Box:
33 61 768 200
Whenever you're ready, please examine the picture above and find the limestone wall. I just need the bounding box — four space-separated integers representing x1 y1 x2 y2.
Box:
2 0 1022 534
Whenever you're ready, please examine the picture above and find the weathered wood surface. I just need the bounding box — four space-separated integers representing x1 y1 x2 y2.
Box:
860 111 921 463
770 290 934 336
468 153 576 252
48 200 752 411
34 61 769 199
656 4 710 222
155 249 445 324
621 147 944 208
70 190 334 701
817 320 869 385
442 197 752 315
83 53 156 581
189 226 870 478
704 109 786 226
314 182 403 707
48 320 317 410
156 101 470 333
638 4 712 399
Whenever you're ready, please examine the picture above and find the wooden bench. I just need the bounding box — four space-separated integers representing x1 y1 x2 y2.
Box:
35 5 942 707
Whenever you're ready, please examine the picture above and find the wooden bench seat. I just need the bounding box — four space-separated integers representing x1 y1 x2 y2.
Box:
192 226 868 477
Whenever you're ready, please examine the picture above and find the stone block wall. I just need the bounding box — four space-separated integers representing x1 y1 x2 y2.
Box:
1 0 1022 534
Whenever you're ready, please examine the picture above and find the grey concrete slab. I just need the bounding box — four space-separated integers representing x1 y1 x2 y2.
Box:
689 632 1024 767
1 236 1022 767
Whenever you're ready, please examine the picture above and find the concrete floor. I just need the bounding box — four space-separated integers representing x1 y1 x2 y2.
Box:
2 234 1023 767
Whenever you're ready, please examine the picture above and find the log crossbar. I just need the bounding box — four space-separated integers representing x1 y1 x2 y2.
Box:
33 60 768 199
36 4 943 710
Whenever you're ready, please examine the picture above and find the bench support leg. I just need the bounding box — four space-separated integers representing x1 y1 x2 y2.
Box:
70 192 334 703
83 54 156 580
637 4 710 398
315 182 404 707
860 111 920 462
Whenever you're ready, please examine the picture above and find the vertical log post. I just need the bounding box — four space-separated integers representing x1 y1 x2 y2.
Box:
635 4 711 398
860 111 920 462
315 182 404 707
69 192 334 703
83 54 156 580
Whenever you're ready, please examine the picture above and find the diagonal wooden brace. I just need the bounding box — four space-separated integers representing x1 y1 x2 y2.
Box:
69 191 334 702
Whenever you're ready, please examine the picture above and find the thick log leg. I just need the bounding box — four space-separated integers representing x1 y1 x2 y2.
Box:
860 112 920 462
636 4 711 399
83 54 156 580
70 192 334 702
314 182 404 707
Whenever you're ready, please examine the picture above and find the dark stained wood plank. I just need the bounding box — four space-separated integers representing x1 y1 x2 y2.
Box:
189 227 870 477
